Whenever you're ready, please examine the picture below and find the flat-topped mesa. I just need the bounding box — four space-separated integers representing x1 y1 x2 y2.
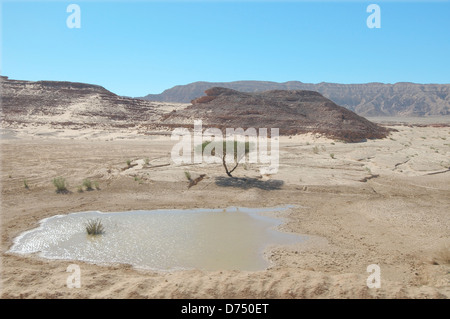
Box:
34 80 111 94
1 77 114 98
1 77 161 128
165 87 391 142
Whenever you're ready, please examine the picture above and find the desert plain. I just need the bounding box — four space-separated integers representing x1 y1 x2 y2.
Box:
1 118 449 298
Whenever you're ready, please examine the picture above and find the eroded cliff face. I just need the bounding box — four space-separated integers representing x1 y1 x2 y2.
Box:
1 76 162 128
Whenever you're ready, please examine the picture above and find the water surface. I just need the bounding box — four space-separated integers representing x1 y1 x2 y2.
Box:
9 206 305 271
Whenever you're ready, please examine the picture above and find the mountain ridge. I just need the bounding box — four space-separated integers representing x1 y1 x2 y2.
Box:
0 75 167 128
139 80 450 117
1 76 390 142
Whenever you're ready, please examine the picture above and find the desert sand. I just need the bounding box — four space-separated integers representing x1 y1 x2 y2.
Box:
1 121 449 298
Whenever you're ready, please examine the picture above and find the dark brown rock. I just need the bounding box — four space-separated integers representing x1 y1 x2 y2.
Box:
162 87 391 142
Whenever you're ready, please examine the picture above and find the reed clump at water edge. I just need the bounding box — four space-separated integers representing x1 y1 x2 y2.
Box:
85 218 105 235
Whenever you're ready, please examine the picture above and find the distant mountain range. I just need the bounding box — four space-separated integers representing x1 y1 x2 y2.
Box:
139 81 450 117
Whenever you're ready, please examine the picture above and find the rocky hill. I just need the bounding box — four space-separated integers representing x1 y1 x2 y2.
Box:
160 87 390 142
0 76 390 142
140 81 450 117
0 76 168 129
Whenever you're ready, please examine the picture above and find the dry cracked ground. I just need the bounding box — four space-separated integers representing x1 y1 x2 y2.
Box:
1 124 449 298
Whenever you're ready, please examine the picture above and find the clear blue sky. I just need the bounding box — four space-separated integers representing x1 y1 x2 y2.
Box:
1 1 449 97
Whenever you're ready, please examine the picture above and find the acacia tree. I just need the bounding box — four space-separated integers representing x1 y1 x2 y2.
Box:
199 140 250 177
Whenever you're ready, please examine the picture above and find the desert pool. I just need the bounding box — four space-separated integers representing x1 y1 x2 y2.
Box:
8 206 306 271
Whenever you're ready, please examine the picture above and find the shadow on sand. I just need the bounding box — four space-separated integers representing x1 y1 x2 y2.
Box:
215 176 284 190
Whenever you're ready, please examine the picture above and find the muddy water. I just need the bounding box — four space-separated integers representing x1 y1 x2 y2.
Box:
9 206 305 271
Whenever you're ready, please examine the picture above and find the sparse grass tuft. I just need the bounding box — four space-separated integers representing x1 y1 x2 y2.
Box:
77 185 84 193
52 177 68 193
184 171 192 181
24 179 29 189
94 181 100 190
144 157 150 165
330 153 335 159
126 159 131 167
85 218 105 235
82 179 93 191
312 146 319 154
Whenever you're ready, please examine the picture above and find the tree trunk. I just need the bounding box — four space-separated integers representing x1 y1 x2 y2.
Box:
222 154 233 177
222 154 239 178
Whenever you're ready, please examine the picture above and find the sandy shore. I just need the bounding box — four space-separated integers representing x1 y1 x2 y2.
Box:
1 123 449 298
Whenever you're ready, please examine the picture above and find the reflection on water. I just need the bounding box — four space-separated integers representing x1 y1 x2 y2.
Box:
9 206 306 271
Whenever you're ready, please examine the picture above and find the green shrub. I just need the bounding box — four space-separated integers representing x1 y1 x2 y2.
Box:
24 179 29 189
85 218 105 235
82 179 93 191
52 177 68 193
184 171 191 181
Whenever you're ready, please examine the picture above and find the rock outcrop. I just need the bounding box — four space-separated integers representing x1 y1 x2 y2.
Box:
1 76 162 128
161 87 391 142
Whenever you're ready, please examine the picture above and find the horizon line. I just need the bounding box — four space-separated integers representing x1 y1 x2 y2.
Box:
3 75 450 97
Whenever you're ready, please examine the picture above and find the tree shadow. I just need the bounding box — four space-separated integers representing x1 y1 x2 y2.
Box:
215 176 284 190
